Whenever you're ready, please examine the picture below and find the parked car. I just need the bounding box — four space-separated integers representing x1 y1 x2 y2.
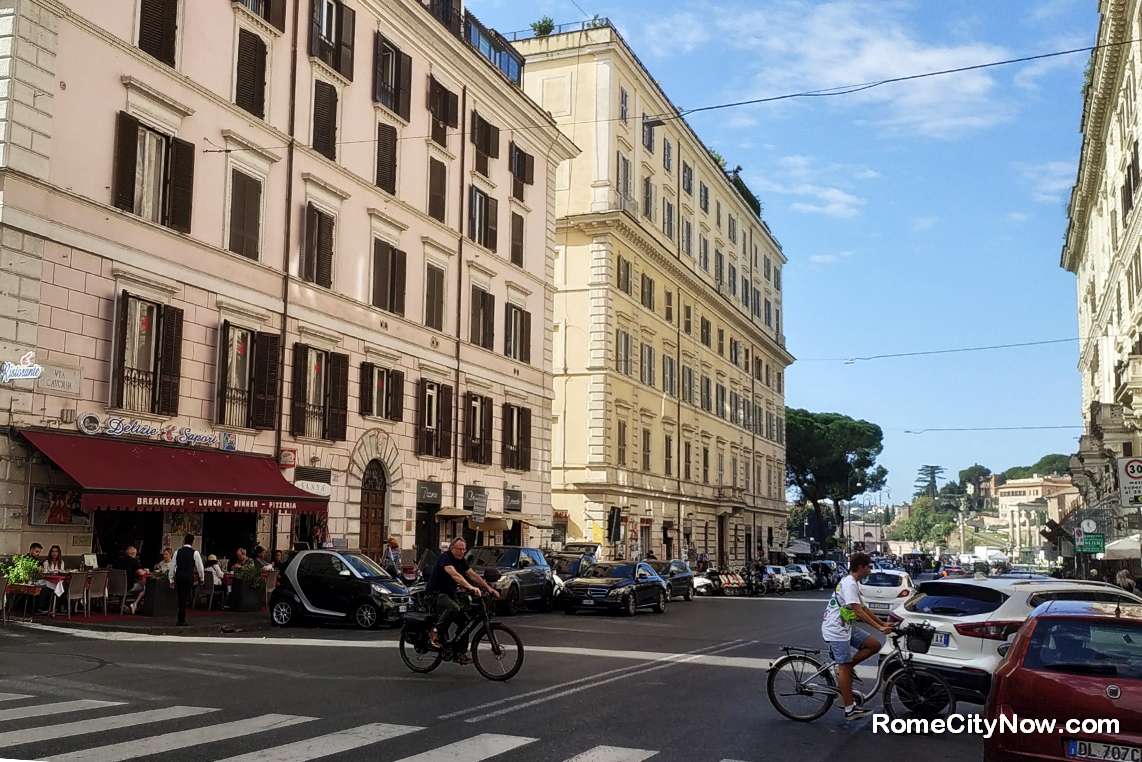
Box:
941 565 967 578
646 559 695 601
545 552 596 583
984 600 1142 762
560 561 668 616
858 570 914 620
465 546 554 615
810 560 841 587
269 549 410 629
784 564 818 590
888 578 1142 704
561 542 603 557
767 566 792 592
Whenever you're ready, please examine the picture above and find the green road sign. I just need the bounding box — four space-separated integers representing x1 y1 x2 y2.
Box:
1082 534 1105 554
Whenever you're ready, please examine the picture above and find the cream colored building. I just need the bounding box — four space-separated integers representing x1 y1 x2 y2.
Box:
515 24 793 566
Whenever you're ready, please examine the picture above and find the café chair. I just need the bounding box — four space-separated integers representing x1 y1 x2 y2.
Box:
106 569 128 614
87 570 109 615
262 571 278 609
196 580 223 611
65 572 87 618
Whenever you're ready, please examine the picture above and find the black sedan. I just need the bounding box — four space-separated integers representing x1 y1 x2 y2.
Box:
646 560 695 601
269 550 410 629
545 552 597 582
560 561 668 616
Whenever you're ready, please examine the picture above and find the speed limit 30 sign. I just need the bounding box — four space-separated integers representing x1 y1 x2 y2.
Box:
1117 458 1142 506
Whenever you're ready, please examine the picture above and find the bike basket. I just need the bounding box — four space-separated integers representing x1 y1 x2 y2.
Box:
904 623 936 654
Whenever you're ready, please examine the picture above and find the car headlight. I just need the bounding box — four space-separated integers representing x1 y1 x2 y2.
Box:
607 585 632 598
370 583 391 598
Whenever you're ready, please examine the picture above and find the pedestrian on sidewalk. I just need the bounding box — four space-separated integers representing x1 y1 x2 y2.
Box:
169 534 204 627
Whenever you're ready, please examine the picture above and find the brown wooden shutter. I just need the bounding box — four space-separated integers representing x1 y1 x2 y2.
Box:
521 309 531 364
519 406 531 471
229 170 261 259
167 137 195 234
308 0 321 56
312 81 337 161
216 321 232 424
388 369 404 421
481 395 493 465
290 343 310 436
112 112 140 213
235 29 267 119
469 288 482 346
437 384 453 458
503 303 512 356
303 203 319 282
376 122 397 194
415 378 428 454
138 0 176 66
397 51 413 122
155 304 183 416
501 403 511 467
336 3 355 80
372 239 391 310
510 212 523 266
486 197 498 252
324 352 349 441
425 266 444 331
111 291 130 409
372 32 384 102
524 152 535 185
482 290 495 350
428 159 446 222
445 88 459 127
316 209 334 288
392 248 406 317
267 0 286 32
359 362 375 416
250 331 280 430
487 123 500 160
464 392 476 462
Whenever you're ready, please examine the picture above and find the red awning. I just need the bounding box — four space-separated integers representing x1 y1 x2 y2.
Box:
20 429 326 514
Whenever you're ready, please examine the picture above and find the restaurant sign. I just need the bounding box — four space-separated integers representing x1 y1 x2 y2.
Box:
464 486 488 525
75 413 220 448
81 494 310 513
504 489 523 513
417 481 442 505
1 352 43 384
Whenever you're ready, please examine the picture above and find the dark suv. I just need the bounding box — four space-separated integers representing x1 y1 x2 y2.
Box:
269 550 410 629
465 546 554 615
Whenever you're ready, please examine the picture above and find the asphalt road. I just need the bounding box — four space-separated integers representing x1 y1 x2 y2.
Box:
0 592 983 762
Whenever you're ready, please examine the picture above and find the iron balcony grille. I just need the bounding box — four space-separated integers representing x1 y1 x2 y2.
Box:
122 367 154 414
222 386 250 428
302 403 324 439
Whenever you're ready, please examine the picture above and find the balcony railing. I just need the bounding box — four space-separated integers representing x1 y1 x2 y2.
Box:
302 403 325 440
422 0 462 37
122 367 154 414
504 17 611 42
617 191 638 218
238 0 265 16
222 386 250 429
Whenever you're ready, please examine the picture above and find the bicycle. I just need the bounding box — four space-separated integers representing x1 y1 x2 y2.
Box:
766 622 956 722
397 589 524 681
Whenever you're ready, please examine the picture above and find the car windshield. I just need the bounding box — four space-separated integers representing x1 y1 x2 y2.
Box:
1027 589 1142 608
1023 619 1142 679
340 553 390 579
466 548 520 568
581 563 635 579
862 573 905 587
646 561 670 573
905 582 1006 617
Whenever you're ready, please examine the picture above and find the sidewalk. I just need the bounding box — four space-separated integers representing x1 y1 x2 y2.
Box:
16 607 275 636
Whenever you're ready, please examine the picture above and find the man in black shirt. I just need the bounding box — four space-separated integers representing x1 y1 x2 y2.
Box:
424 538 499 662
112 546 147 614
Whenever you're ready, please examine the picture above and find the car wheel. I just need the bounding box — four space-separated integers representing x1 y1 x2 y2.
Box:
354 603 379 630
502 585 520 617
622 594 637 617
653 590 667 614
271 599 297 627
665 583 673 600
683 584 694 602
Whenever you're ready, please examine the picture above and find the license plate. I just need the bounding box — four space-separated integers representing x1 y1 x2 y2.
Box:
398 605 407 613
868 602 890 609
1069 740 1142 761
932 633 950 648
582 599 594 605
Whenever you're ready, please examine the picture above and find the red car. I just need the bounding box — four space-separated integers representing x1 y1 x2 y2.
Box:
984 600 1141 762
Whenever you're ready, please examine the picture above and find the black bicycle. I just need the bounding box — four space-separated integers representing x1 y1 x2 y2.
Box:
398 588 524 682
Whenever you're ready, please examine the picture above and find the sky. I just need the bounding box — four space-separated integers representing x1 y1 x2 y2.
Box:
467 0 1096 501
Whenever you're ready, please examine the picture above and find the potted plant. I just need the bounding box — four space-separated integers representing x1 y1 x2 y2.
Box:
229 563 266 612
3 555 42 586
530 16 554 37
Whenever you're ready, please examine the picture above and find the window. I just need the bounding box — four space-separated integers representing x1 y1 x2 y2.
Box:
730 338 740 365
682 218 692 256
764 256 772 281
702 447 709 483
777 371 784 394
468 186 498 250
663 355 676 397
684 441 692 480
138 0 177 66
732 456 738 487
716 200 722 227
730 391 740 425
319 0 336 42
503 403 532 471
716 384 726 419
312 80 338 161
742 277 750 308
777 416 785 445
471 111 500 176
620 87 629 124
616 330 632 375
372 240 406 316
372 34 412 120
700 317 711 347
228 169 262 260
642 428 652 471
302 203 334 288
235 29 268 119
470 286 495 350
466 14 523 84
665 435 673 477
617 256 632 294
217 321 280 429
642 177 656 222
752 287 761 318
416 379 452 458
510 212 525 267
358 362 404 421
641 273 655 310
775 308 782 338
682 162 693 194
700 375 712 412
289 343 349 441
112 291 183 416
309 0 354 80
682 366 695 405
699 236 710 272
428 158 447 222
640 343 655 386
764 299 773 328
427 77 459 146
617 420 627 466
509 142 535 202
376 122 398 194
238 0 286 30
717 328 724 355
728 216 737 243
729 264 737 296
663 199 674 239
464 392 493 465
424 264 446 331
718 452 724 484
642 113 655 152
683 305 692 334
699 181 709 212
112 112 194 233
617 152 633 211
665 291 673 323
663 138 673 172
504 303 532 363
775 267 782 291
714 250 724 287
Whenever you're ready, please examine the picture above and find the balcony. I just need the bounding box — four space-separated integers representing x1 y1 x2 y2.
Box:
466 14 524 86
301 403 324 440
503 17 612 42
122 367 154 414
422 0 462 37
221 387 250 429
616 189 638 219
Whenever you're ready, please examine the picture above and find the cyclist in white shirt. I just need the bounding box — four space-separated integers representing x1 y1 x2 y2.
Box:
822 551 893 721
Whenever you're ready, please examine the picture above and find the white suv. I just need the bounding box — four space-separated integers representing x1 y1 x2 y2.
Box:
886 577 1141 704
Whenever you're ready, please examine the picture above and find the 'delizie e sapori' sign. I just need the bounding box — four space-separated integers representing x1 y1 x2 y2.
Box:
77 412 220 448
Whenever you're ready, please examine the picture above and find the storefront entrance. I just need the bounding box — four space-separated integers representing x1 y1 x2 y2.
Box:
360 460 387 562
92 510 164 568
502 522 521 546
202 512 258 560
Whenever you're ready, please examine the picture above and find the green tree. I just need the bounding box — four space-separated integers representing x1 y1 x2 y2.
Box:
530 16 555 36
914 465 944 499
1004 454 1070 480
958 463 991 512
785 409 888 553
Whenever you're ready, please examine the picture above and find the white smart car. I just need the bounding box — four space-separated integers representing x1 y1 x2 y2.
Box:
858 569 914 620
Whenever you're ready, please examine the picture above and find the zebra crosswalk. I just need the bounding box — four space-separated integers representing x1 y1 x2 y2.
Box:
0 694 755 762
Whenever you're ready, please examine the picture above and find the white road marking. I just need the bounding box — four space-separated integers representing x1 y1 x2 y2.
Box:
702 597 827 602
0 706 218 747
0 695 31 703
0 701 122 723
41 713 315 762
561 746 658 761
214 723 422 762
389 734 535 761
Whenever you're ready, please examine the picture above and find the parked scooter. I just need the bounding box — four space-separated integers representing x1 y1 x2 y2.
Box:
692 572 715 596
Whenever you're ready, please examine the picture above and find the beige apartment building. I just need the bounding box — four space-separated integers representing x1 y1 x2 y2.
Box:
515 24 793 566
0 0 575 568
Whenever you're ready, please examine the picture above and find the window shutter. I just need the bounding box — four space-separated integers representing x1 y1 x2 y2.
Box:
392 248 406 316
487 123 500 159
155 304 184 416
159 0 178 66
501 403 511 467
229 170 261 259
510 212 523 266
324 352 349 441
316 210 334 289
303 203 319 282
425 265 443 331
235 29 267 118
469 288 482 346
524 152 535 185
521 310 531 364
111 291 130 409
428 158 446 222
308 0 321 57
250 331 280 430
267 0 286 32
397 51 413 122
376 122 397 194
112 112 140 213
388 369 404 421
359 362 375 416
464 392 476 462
519 407 531 471
481 395 493 465
372 32 383 102
503 303 512 356
437 384 453 458
138 0 166 63
416 379 430 455
372 239 391 311
216 321 232 424
482 290 495 350
336 3 355 81
290 343 310 436
312 81 337 160
486 197 498 252
167 137 195 234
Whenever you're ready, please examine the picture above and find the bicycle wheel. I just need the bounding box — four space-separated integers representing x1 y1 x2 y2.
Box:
766 654 837 722
471 623 524 681
398 630 443 674
883 667 956 721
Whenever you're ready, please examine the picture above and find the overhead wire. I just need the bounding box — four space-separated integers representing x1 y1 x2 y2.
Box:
797 337 1081 363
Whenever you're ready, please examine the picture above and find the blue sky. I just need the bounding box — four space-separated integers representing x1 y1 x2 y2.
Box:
468 0 1095 501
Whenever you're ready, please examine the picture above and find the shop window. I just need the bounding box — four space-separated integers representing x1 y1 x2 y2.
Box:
217 322 280 429
111 291 183 416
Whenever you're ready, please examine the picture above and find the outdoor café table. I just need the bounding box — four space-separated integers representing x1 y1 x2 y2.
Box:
42 573 68 616
4 583 41 620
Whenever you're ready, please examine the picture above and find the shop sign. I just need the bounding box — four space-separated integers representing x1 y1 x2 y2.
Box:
552 510 569 522
220 432 237 452
1 351 43 384
279 449 297 468
640 517 653 526
416 481 442 505
504 489 523 513
295 480 332 497
464 486 488 524
35 364 82 396
75 413 220 447
84 494 306 512
159 425 220 447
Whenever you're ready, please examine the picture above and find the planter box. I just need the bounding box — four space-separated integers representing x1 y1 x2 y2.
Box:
139 578 177 617
229 577 265 612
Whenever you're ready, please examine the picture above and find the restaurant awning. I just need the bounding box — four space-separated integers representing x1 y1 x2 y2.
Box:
20 429 326 514
436 507 472 518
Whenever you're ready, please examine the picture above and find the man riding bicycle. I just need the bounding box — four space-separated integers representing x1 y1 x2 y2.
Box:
424 538 500 664
822 551 893 721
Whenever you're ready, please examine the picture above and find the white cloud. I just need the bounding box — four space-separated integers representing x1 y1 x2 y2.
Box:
642 11 712 57
1007 212 1030 222
912 216 938 232
809 251 854 265
747 155 869 219
1021 160 1077 203
855 169 883 180
790 187 865 218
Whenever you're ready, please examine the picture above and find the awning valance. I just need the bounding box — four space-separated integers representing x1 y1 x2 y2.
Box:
20 429 326 514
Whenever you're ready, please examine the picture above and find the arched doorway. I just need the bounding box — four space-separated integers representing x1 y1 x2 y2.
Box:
360 460 387 562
